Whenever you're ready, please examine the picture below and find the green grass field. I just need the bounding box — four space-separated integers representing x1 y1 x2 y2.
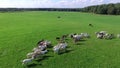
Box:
0 11 120 68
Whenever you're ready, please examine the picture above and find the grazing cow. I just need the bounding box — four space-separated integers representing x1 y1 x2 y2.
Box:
32 47 41 52
71 34 83 43
96 33 104 39
22 58 33 65
37 40 51 49
99 31 107 35
37 39 44 45
27 52 34 58
53 45 60 54
57 16 61 18
61 34 68 40
104 34 114 39
43 40 51 47
32 50 48 59
56 37 60 41
80 33 90 38
95 31 114 40
34 49 48 55
38 45 47 51
56 35 68 44
53 42 67 54
117 34 120 38
31 47 48 59
95 31 107 39
69 33 76 38
88 24 93 27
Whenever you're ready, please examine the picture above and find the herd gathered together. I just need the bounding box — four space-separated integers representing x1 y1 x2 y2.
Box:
22 30 120 66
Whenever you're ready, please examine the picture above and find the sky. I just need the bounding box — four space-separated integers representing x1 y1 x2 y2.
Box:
0 0 120 8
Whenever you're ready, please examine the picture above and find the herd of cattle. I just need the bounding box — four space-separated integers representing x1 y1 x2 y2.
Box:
22 31 120 65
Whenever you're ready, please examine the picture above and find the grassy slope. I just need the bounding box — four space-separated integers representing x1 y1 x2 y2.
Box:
0 11 120 68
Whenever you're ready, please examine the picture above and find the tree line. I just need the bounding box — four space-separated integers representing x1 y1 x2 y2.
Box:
0 8 81 12
0 3 120 15
81 3 120 15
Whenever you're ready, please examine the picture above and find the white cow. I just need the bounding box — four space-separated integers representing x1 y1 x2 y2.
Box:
38 45 47 51
99 31 107 34
43 40 51 47
22 58 33 65
53 42 67 54
32 50 48 59
117 34 120 38
95 31 107 39
80 33 90 38
26 52 34 58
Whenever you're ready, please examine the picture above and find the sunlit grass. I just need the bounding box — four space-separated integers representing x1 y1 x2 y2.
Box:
0 11 120 68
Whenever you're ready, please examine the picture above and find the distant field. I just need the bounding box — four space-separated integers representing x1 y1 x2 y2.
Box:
0 11 120 68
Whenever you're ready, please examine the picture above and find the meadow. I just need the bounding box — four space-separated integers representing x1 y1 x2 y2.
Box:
0 11 120 68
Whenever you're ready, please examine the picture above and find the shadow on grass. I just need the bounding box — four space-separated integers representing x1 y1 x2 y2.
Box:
25 55 53 68
66 45 71 48
80 39 86 42
75 42 85 45
26 63 42 68
65 49 74 53
35 55 53 62
65 38 69 40
47 45 53 48
58 49 74 55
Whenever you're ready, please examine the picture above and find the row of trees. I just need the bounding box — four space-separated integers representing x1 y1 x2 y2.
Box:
81 3 120 15
0 8 81 12
0 3 119 15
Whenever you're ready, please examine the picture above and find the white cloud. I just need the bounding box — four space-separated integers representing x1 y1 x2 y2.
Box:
0 0 120 8
109 0 120 3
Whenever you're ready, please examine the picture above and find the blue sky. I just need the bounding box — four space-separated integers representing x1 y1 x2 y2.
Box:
0 0 120 8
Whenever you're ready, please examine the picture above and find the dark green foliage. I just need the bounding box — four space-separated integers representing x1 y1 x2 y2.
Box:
96 5 107 14
0 8 81 12
107 4 116 15
81 3 120 15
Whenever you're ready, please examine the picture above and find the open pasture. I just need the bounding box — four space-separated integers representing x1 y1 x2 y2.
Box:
0 11 120 68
